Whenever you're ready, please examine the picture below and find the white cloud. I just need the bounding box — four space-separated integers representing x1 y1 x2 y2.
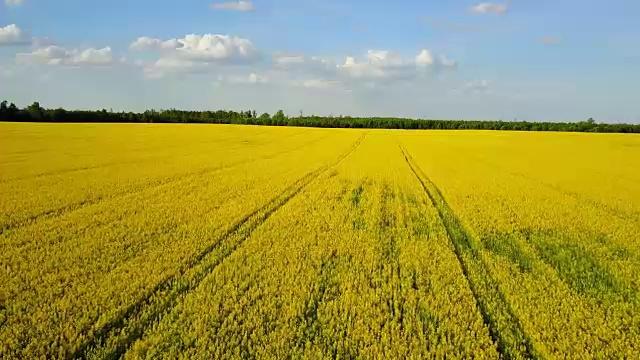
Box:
21 45 69 65
339 56 386 79
16 45 114 66
0 24 28 45
338 49 454 82
470 3 508 14
71 47 114 65
130 37 157 51
131 41 455 90
5 0 23 7
130 34 258 63
129 37 180 51
176 34 257 62
211 1 255 12
367 50 404 67
260 48 458 92
416 49 435 66
338 50 411 80
132 34 260 78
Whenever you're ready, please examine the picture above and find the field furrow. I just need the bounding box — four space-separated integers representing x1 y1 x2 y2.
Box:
400 131 640 357
0 128 331 233
0 126 362 359
75 133 366 359
116 133 498 359
399 145 541 360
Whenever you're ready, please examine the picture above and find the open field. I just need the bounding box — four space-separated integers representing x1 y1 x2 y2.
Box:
1 122 639 359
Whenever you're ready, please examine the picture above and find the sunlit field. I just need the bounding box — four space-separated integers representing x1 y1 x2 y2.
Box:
1 123 639 359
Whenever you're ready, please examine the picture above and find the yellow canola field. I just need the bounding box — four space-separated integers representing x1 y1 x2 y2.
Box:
1 123 638 359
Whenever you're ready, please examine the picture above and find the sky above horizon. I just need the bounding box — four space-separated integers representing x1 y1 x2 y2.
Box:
1 0 639 123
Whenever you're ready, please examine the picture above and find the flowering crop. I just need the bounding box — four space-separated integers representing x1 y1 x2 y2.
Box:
1 124 638 358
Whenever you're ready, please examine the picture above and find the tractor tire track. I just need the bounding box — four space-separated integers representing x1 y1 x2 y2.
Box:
293 250 342 356
68 133 366 360
399 144 542 360
0 132 334 236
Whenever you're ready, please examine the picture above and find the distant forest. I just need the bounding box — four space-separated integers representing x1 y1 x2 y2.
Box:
2 100 639 133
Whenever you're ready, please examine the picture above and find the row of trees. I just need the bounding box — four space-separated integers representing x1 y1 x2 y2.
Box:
2 100 639 133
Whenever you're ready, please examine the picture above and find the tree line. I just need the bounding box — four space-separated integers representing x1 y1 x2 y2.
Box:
2 100 639 133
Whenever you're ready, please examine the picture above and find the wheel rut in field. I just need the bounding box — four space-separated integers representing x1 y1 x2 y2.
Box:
0 132 335 236
399 144 542 360
68 133 366 360
293 249 343 356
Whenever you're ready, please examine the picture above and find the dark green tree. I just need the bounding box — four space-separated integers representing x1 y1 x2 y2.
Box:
273 110 286 125
27 102 44 121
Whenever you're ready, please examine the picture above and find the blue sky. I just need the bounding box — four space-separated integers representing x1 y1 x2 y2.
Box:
1 0 639 123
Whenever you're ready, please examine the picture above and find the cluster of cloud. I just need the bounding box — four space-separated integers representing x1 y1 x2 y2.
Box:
211 1 255 12
2 10 477 94
1 23 118 69
0 24 28 45
17 45 114 66
270 48 457 91
131 34 257 62
130 34 259 78
3 23 473 94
